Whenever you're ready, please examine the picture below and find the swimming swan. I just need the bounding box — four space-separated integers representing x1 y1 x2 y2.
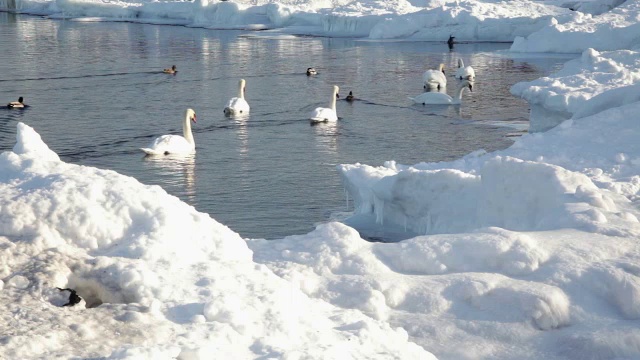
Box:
410 80 473 105
140 109 197 155
455 59 475 81
7 97 26 108
163 65 177 74
310 85 339 122
224 79 250 116
423 64 447 90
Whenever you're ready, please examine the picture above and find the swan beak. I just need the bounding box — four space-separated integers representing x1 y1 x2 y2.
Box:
336 93 340 99
192 115 197 123
468 84 473 92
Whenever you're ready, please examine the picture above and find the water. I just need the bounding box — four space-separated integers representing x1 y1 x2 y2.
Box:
0 13 571 239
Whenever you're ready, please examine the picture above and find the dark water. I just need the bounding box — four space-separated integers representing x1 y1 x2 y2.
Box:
0 13 571 239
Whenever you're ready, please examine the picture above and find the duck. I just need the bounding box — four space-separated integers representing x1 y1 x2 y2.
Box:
163 65 177 74
454 59 475 81
306 67 318 76
410 80 473 105
140 108 197 155
7 97 26 108
224 79 250 116
310 85 339 123
345 91 355 102
422 64 447 90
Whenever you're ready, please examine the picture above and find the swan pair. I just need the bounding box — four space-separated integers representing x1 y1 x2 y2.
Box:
141 79 249 155
7 97 26 108
410 80 473 105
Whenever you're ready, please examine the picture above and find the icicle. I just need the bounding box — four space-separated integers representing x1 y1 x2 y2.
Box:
374 196 384 225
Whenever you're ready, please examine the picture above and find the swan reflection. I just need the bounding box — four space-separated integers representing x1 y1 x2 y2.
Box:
311 121 339 154
143 153 196 203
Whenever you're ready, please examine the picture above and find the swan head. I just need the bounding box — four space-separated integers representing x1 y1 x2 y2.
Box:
186 108 197 123
460 80 473 92
333 85 340 99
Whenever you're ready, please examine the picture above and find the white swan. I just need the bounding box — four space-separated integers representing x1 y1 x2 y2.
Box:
310 85 339 122
7 97 25 109
224 79 250 116
410 80 473 105
422 64 447 90
454 59 475 81
140 109 197 155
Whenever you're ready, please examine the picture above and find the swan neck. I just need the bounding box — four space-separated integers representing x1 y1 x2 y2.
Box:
330 90 337 111
183 113 194 145
238 80 245 99
458 59 464 68
455 85 467 102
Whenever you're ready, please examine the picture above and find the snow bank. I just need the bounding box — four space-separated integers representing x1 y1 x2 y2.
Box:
0 123 432 359
0 0 572 42
511 0 640 53
512 48 640 131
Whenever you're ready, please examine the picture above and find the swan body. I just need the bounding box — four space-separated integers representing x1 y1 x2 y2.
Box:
455 59 475 80
306 67 317 76
224 79 250 115
410 80 472 105
310 85 339 122
423 63 447 90
163 65 177 74
7 97 25 108
346 91 355 102
141 109 197 155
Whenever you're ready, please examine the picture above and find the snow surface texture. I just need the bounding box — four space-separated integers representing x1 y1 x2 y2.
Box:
0 123 431 359
512 48 640 132
335 41 640 358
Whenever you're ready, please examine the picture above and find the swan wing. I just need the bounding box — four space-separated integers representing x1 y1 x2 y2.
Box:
142 135 194 155
310 107 337 122
422 70 447 88
224 97 250 114
411 92 453 105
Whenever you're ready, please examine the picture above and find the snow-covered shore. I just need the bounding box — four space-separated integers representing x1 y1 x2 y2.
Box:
2 0 640 359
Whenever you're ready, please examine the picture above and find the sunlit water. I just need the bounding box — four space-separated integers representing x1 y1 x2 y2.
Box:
0 13 573 239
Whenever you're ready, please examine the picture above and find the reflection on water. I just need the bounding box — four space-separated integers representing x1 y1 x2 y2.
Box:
143 153 196 203
311 121 339 155
0 15 572 239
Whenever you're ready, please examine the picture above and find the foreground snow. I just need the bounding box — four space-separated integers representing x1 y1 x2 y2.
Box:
0 123 431 359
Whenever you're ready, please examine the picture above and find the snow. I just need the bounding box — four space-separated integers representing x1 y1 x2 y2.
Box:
3 0 640 358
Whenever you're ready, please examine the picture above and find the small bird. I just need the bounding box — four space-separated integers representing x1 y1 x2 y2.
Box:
345 91 355 102
447 35 455 49
306 67 318 76
7 97 26 108
56 287 82 307
163 65 177 74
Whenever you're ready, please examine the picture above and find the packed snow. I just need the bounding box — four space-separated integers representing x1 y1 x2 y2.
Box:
3 0 640 359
